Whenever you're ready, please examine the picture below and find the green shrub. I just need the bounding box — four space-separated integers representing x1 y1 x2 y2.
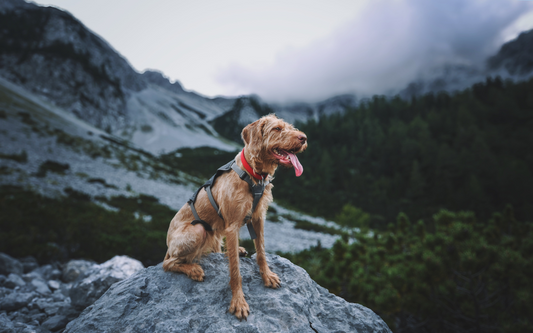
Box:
282 207 533 332
0 151 27 163
0 186 174 266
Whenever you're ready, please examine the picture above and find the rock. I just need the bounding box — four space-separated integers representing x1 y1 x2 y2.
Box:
28 309 47 324
51 290 66 302
0 253 23 276
0 292 35 311
42 315 69 332
65 254 391 333
5 273 26 289
31 279 51 295
19 256 39 274
69 256 143 310
0 312 16 333
62 260 95 283
34 265 61 281
48 280 61 291
22 272 42 283
60 282 72 298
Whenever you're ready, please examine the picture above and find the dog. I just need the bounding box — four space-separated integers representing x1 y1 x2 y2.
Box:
163 114 307 319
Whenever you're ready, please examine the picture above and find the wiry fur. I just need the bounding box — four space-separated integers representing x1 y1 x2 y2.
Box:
163 114 307 320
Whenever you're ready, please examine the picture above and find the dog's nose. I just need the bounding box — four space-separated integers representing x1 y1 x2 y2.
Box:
298 134 307 144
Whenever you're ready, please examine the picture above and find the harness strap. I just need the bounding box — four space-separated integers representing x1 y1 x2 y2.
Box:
188 159 267 240
191 220 213 232
205 185 223 219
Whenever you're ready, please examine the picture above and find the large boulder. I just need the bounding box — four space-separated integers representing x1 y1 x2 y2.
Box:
65 253 391 333
69 255 144 310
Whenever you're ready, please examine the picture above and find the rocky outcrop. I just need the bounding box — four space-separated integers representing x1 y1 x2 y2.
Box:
65 253 391 333
488 29 533 76
0 253 142 332
69 256 144 310
0 0 145 132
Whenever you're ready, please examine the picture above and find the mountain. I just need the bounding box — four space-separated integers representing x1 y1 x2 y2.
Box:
488 29 533 76
1 0 532 150
211 94 358 142
400 29 533 100
0 0 238 154
0 74 340 255
0 0 360 153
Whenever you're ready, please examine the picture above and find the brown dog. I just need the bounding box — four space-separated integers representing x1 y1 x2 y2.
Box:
163 114 307 319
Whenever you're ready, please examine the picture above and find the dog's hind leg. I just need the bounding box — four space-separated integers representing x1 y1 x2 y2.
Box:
163 223 207 281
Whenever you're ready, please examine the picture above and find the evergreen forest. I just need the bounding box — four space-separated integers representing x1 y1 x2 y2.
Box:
273 77 533 229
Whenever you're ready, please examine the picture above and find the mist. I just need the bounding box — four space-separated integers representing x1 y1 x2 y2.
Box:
216 0 533 103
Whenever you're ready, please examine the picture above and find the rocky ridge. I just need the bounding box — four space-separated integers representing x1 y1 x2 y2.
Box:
65 253 391 333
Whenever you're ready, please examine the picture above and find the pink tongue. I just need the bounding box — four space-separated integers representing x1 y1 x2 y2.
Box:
287 152 303 177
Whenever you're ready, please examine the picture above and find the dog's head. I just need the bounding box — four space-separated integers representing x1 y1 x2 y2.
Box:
241 114 307 177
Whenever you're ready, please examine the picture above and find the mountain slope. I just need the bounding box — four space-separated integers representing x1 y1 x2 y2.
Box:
488 29 533 75
400 29 533 99
0 0 238 153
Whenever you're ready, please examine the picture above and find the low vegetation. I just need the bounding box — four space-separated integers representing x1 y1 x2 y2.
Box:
0 185 173 266
282 207 533 332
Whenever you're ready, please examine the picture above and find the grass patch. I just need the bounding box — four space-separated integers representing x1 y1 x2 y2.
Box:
36 160 69 177
239 239 256 256
0 151 27 163
87 178 118 189
159 147 238 180
285 216 345 236
0 185 174 266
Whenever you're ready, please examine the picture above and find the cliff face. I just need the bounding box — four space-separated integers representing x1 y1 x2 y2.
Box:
0 0 145 132
0 0 237 153
488 29 533 76
65 253 391 333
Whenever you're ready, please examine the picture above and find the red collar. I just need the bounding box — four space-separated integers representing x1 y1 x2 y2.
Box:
240 149 267 180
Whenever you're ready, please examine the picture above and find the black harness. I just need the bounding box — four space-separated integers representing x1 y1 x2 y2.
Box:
187 159 269 239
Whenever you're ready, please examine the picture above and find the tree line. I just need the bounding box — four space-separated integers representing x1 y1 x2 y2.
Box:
273 77 533 229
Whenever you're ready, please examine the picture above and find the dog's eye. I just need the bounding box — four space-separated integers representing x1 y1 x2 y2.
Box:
274 127 281 131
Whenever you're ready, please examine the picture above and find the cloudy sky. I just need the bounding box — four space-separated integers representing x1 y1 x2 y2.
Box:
33 0 533 102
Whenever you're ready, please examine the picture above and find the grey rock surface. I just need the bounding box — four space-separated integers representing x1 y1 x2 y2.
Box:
65 253 391 333
0 253 23 276
69 255 143 310
0 292 35 311
42 314 69 331
0 312 16 333
5 273 26 289
62 260 96 283
31 279 51 295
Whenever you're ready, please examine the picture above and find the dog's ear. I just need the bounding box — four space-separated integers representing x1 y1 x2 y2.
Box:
241 118 264 146
241 117 267 155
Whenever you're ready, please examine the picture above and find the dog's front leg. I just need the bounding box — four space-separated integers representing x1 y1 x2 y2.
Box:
226 229 250 319
252 218 281 288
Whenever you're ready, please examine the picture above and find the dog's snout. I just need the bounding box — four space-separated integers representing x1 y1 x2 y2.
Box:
298 134 307 144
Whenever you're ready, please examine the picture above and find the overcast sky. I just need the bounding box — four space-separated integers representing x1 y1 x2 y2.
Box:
32 0 533 102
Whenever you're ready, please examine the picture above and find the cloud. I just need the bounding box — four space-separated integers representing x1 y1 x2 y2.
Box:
216 0 533 102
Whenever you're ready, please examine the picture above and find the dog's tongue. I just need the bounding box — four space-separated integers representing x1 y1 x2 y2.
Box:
287 152 303 177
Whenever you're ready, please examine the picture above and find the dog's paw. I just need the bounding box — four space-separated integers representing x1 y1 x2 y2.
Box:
238 246 248 257
229 295 250 320
262 270 281 289
188 265 205 282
